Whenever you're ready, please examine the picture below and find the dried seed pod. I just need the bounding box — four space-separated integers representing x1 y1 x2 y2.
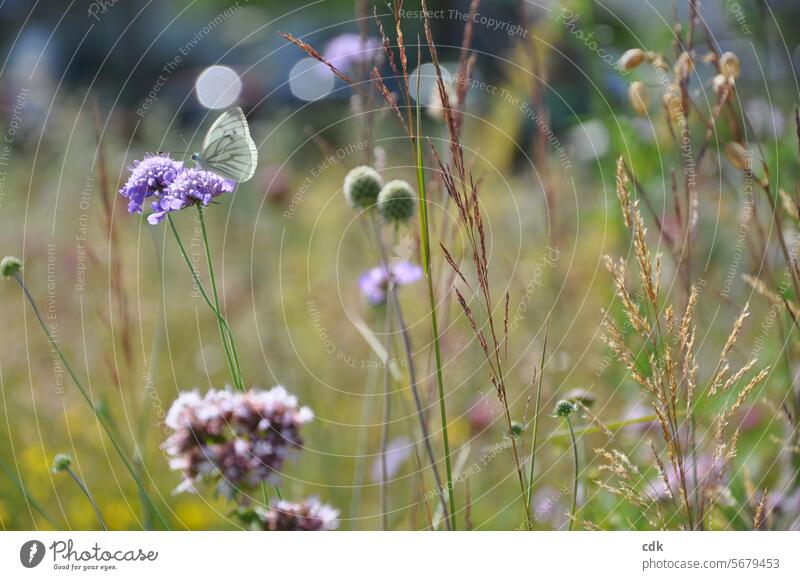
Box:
628 81 650 116
719 51 741 79
673 51 694 78
619 48 646 71
662 85 684 122
725 142 750 172
712 74 731 96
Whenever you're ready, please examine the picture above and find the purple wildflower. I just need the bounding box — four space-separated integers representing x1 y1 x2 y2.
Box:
259 497 339 531
323 33 381 71
163 386 313 498
147 168 234 224
119 154 183 214
358 261 423 306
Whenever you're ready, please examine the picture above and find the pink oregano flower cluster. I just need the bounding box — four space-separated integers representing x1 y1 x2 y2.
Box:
163 386 339 529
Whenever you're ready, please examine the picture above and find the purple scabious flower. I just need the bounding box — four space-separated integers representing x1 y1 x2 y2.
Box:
119 154 183 214
259 497 339 531
324 33 381 71
147 168 234 224
358 261 423 306
163 386 313 498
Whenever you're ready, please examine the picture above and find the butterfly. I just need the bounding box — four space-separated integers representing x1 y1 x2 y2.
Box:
192 107 258 183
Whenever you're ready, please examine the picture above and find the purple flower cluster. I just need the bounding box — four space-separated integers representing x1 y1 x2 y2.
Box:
119 154 234 224
259 498 339 531
358 261 423 306
163 386 313 497
119 155 183 214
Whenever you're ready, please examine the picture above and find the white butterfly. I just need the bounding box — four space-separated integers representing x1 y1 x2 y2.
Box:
192 107 258 183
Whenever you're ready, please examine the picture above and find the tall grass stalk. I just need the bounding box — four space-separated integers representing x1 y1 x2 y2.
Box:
525 324 548 525
11 272 168 529
412 62 456 532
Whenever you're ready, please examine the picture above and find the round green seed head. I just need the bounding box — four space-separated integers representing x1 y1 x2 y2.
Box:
52 453 72 473
554 399 576 418
1 256 22 279
344 165 383 209
377 179 416 223
509 421 525 437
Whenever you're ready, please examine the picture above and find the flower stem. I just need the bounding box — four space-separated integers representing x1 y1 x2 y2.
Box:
379 298 392 531
565 415 579 531
414 93 456 531
525 324 548 527
196 205 244 391
166 212 243 391
367 212 451 529
0 457 60 529
13 273 168 530
65 467 107 530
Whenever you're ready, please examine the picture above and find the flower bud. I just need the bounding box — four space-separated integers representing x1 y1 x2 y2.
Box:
344 165 383 209
554 399 576 418
628 81 650 116
52 453 72 473
618 48 646 71
719 51 741 79
377 180 416 223
1 256 22 279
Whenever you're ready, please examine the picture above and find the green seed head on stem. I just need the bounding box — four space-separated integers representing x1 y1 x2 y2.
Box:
378 180 416 224
1 256 23 279
344 165 383 209
52 453 72 473
554 399 576 418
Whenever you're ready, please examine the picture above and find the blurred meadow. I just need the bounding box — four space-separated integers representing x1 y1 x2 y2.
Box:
1 0 800 531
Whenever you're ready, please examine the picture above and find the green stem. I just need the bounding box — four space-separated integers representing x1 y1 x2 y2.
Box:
66 467 107 530
413 77 456 531
0 457 60 529
165 213 242 391
565 415 579 531
13 273 168 530
196 205 244 391
526 325 548 526
367 211 451 529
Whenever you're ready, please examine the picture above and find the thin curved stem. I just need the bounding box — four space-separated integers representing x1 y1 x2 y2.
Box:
196 205 244 391
367 211 451 529
13 274 168 529
526 324 548 526
165 212 242 391
66 467 107 530
566 415 579 531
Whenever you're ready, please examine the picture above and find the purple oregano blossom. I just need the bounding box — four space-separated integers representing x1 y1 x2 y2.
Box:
258 497 340 531
358 261 423 306
163 386 313 498
119 154 183 214
119 155 234 224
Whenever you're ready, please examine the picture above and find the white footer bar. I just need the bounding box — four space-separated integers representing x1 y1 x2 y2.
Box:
0 531 798 579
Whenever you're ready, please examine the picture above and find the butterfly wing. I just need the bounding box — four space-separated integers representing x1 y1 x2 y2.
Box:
200 107 258 182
